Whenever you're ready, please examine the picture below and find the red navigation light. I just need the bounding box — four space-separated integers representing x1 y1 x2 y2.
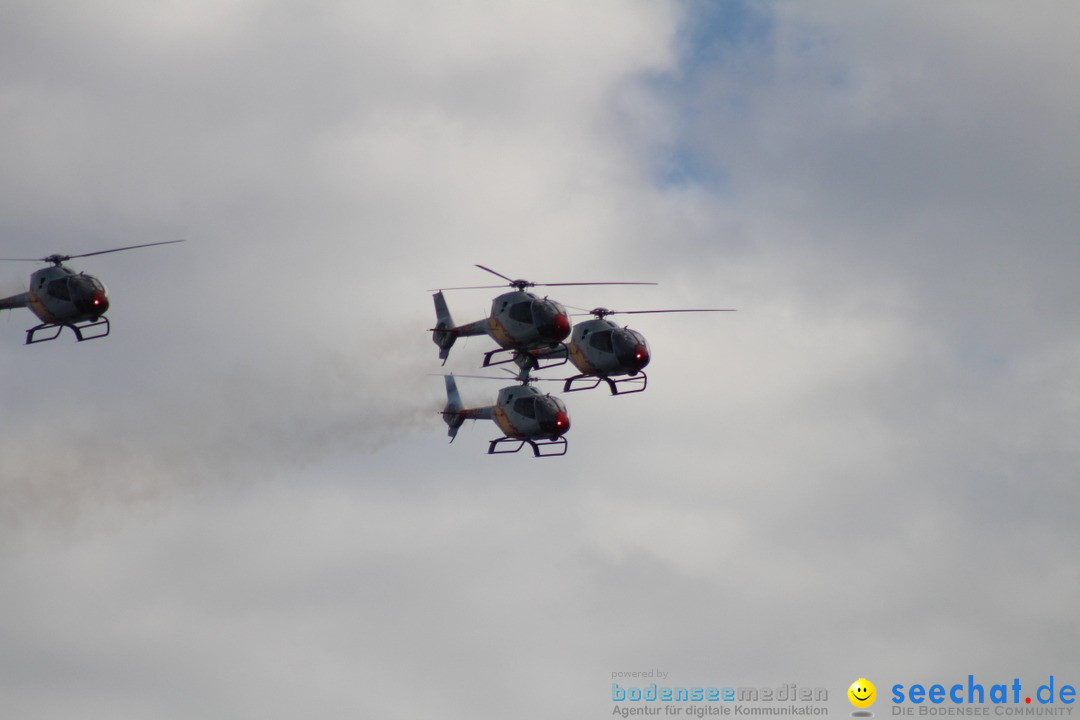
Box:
91 290 109 314
632 344 649 368
554 411 570 434
555 313 570 337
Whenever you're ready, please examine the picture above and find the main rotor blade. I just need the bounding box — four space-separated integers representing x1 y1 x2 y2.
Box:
0 239 185 263
433 265 657 292
536 281 658 287
66 239 186 260
474 264 515 283
476 264 657 287
429 372 564 383
434 373 512 381
428 284 510 291
429 280 660 292
570 308 736 317
612 308 736 314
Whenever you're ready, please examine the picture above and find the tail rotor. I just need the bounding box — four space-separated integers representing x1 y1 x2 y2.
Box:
431 291 457 364
442 374 466 442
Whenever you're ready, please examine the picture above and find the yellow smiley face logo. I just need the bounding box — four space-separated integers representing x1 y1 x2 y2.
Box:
848 678 876 708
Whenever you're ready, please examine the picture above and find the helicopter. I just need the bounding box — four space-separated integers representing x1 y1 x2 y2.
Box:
440 373 571 457
516 307 735 395
431 264 655 369
0 240 184 344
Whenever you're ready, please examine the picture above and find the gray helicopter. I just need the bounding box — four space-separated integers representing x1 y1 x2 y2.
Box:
0 240 184 344
517 306 735 395
440 374 571 457
431 264 655 369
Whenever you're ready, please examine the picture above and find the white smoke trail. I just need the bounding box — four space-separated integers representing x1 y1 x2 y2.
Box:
0 324 442 532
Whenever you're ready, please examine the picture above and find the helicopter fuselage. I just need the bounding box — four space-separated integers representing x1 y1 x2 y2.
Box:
566 318 650 377
476 290 571 351
1 240 182 344
491 383 570 440
440 374 571 456
24 265 110 325
432 289 571 365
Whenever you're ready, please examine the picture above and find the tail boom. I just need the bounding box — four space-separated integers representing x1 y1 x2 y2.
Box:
0 292 30 311
431 291 490 363
441 374 493 441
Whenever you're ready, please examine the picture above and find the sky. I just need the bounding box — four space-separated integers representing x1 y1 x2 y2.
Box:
1 1 1078 718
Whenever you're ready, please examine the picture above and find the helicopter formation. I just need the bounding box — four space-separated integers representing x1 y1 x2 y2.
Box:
431 265 733 457
1 249 730 459
0 240 184 344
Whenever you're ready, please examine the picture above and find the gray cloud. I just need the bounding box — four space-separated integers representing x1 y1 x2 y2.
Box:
1 2 1078 718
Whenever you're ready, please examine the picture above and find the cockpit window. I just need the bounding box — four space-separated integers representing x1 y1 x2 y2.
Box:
588 330 614 353
612 330 637 355
47 278 71 301
513 397 537 418
508 301 533 323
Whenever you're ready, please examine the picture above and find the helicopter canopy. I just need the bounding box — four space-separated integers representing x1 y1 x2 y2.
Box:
45 273 109 315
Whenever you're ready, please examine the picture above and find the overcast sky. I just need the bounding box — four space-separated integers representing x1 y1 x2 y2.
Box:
1 2 1078 718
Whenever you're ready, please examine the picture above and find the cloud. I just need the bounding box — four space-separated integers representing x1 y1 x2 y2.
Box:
1 2 1078 718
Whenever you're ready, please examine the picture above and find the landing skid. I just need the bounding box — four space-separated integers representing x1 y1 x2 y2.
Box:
563 371 647 395
26 317 110 345
488 436 568 458
483 344 568 371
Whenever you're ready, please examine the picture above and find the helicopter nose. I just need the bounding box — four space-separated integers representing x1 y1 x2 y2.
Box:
536 305 571 342
537 401 571 437
91 289 109 315
554 312 570 338
631 343 649 370
553 411 570 435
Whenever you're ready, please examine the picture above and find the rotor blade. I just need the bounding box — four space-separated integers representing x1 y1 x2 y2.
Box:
613 308 735 314
535 281 658 287
65 239 186 260
427 284 510 291
429 372 511 382
432 264 658 291
429 372 564 383
474 264 515 283
570 308 735 316
429 282 656 291
1 239 186 263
